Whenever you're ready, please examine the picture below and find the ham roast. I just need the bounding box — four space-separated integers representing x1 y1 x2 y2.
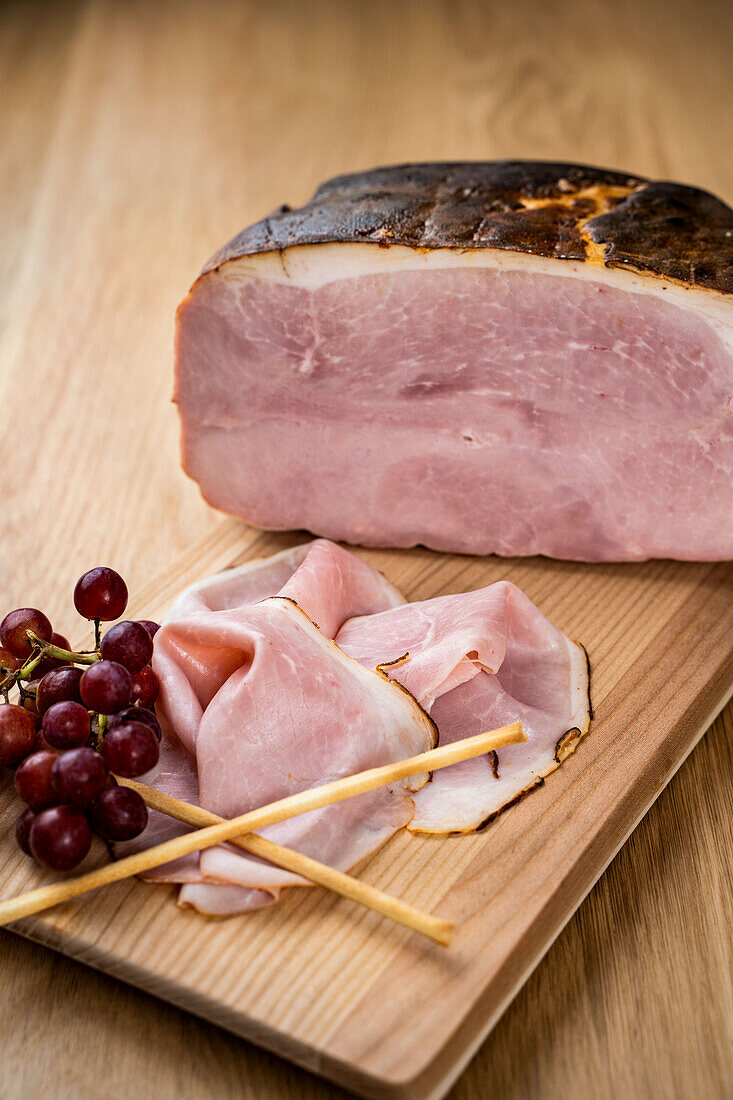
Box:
176 161 733 562
126 540 590 915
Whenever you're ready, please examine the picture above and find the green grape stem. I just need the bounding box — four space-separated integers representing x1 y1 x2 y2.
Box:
0 631 103 704
25 631 100 669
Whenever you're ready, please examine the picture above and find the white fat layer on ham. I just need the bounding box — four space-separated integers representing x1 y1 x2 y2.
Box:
135 540 433 914
336 581 590 833
178 882 279 914
213 243 732 342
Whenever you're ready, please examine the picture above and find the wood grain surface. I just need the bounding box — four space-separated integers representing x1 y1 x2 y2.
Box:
1 1 732 1098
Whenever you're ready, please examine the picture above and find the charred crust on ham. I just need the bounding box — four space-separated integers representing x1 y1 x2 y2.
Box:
475 776 546 832
554 644 592 762
554 727 582 763
578 642 594 721
373 665 439 751
585 181 733 291
426 653 592 835
203 161 733 293
376 651 410 672
469 716 592 833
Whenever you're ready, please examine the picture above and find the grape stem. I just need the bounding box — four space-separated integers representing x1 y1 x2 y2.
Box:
25 631 100 668
0 667 23 698
0 666 14 700
96 712 107 748
0 632 103 706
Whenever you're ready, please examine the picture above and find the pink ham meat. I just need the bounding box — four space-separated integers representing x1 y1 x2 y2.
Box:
131 539 590 915
175 162 733 563
131 540 435 915
336 582 591 832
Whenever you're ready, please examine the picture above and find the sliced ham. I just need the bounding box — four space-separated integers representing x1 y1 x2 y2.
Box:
131 540 590 914
176 161 733 562
336 581 591 832
137 540 434 914
166 539 405 623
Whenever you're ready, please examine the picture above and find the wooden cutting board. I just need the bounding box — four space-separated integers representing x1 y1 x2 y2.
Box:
1 520 731 1100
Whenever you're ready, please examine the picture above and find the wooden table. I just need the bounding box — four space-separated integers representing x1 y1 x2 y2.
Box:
1 1 731 1096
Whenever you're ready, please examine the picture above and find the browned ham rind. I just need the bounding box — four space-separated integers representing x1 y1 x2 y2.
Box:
202 161 733 291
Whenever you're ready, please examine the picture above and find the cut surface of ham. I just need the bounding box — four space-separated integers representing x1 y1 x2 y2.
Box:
336 581 590 832
133 540 434 914
176 162 733 563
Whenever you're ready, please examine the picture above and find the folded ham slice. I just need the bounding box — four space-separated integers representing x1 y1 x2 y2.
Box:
132 540 590 914
336 582 591 832
176 161 733 562
133 540 434 914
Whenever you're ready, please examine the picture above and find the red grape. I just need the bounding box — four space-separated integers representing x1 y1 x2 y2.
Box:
53 747 108 807
100 620 153 673
0 645 18 672
109 706 161 741
0 608 53 659
80 660 132 713
0 703 37 766
37 665 84 715
30 805 92 871
91 786 148 841
130 665 159 708
34 632 72 679
15 807 36 855
25 712 42 735
33 728 52 752
137 620 160 640
42 700 90 750
101 721 159 778
14 749 59 810
74 567 128 621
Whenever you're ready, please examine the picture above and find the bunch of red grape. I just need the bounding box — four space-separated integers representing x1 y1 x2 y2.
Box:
0 567 163 873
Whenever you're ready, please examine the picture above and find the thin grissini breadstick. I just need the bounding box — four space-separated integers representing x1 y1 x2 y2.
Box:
119 783 454 946
0 723 525 928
